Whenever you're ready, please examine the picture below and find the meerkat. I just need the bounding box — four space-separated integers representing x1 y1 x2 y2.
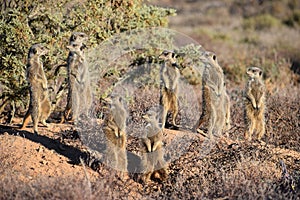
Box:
141 110 168 183
102 95 127 173
61 32 89 123
159 50 181 130
64 42 92 122
194 51 228 138
21 43 51 134
244 67 266 141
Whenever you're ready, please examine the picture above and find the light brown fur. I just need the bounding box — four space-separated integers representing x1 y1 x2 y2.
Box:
103 95 127 173
159 50 180 129
244 67 266 141
141 110 168 183
223 83 231 133
21 44 51 134
195 51 230 138
61 32 89 123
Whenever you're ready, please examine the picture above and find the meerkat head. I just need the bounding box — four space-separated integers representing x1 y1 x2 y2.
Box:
69 32 88 45
106 94 125 111
159 50 178 65
143 110 159 122
66 42 85 56
246 67 263 79
200 51 218 64
28 43 48 58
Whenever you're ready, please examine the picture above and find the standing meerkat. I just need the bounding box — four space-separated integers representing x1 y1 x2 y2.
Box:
195 51 229 138
141 110 168 183
244 67 266 141
159 50 180 130
103 95 127 173
21 43 51 134
65 42 92 122
61 32 89 123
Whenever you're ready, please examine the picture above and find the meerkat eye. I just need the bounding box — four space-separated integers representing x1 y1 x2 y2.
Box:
212 55 216 60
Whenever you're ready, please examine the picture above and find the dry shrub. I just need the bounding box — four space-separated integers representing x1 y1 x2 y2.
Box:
0 171 125 200
266 87 300 151
149 137 300 199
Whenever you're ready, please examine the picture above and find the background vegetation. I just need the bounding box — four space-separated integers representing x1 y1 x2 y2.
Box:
1 0 300 199
0 0 175 122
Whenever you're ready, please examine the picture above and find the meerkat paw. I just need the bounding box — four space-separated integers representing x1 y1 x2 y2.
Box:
197 129 208 137
60 116 65 124
141 173 152 184
258 139 266 146
42 121 50 128
33 130 39 135
20 125 26 130
173 123 182 129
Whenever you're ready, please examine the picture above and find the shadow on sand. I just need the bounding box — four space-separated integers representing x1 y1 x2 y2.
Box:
0 124 86 165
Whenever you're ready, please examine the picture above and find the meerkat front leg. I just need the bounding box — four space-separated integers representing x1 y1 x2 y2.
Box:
152 140 163 152
246 84 257 109
257 94 264 109
143 138 152 152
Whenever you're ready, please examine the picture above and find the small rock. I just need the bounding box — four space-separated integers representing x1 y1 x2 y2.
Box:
36 146 43 152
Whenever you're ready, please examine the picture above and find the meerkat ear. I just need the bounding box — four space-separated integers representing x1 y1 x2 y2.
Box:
259 71 263 76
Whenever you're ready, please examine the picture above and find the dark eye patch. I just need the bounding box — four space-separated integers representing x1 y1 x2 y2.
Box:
212 55 216 61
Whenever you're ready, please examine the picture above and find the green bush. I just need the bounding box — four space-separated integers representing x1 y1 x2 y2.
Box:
0 0 175 119
242 14 281 30
284 9 300 27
